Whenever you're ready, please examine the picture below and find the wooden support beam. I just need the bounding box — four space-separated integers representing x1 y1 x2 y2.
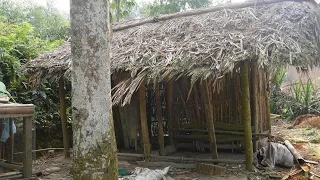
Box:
9 119 14 163
139 81 151 160
265 72 272 134
155 83 165 156
193 83 201 128
166 79 174 145
240 62 254 171
251 62 259 151
59 77 70 158
23 117 33 178
200 79 218 159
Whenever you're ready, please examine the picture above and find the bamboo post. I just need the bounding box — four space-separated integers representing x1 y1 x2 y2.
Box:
265 71 272 134
193 83 201 128
139 81 151 160
240 62 254 171
9 119 14 163
23 116 33 178
251 62 259 151
167 79 174 145
200 79 218 159
155 83 165 156
59 77 70 158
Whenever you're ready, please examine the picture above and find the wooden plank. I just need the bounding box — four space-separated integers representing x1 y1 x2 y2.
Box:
240 62 253 171
155 83 164 156
166 79 174 145
200 79 218 159
59 77 70 158
23 116 33 178
139 81 151 160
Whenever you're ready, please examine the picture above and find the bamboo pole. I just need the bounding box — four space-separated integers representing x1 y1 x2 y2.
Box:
251 62 259 151
200 79 218 159
139 81 151 160
59 77 70 158
265 72 272 135
117 153 245 164
113 0 302 32
240 62 253 171
167 79 174 145
155 83 165 156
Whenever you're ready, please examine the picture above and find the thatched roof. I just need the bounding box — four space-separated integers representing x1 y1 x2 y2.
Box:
23 0 320 105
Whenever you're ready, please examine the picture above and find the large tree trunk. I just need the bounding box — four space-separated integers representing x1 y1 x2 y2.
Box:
71 0 118 179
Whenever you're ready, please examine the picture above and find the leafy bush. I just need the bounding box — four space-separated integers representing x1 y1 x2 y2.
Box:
270 74 320 120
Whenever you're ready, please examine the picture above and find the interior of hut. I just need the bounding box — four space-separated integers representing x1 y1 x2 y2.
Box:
112 62 271 158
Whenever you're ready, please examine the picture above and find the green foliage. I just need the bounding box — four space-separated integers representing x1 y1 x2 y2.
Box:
270 74 320 120
0 0 70 41
140 0 212 17
110 0 136 22
0 0 69 149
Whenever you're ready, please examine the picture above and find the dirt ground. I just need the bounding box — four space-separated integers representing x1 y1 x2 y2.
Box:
29 118 320 180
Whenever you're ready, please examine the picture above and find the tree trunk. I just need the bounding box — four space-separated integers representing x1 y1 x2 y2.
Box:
71 0 118 179
59 77 70 158
240 62 253 171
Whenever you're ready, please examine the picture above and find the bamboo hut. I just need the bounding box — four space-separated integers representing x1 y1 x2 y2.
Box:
22 0 320 170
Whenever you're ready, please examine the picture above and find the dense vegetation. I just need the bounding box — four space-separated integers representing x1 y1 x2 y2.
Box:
0 0 69 148
270 69 320 120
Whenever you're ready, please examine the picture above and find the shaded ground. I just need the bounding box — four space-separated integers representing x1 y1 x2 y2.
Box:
32 118 320 180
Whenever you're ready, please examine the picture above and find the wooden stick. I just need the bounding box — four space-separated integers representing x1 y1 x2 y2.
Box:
284 140 305 165
193 83 201 128
176 86 192 122
240 62 253 171
166 80 174 145
59 77 70 158
172 128 269 136
112 0 305 32
200 79 218 159
139 81 151 160
118 152 245 164
155 83 165 156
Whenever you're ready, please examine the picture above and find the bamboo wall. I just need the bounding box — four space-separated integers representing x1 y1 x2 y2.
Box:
113 65 270 152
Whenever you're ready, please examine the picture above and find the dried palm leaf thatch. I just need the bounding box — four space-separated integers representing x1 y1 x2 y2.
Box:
22 1 320 105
